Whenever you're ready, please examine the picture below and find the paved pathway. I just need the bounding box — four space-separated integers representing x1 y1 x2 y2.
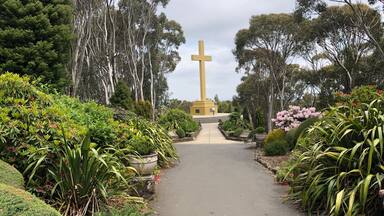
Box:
153 123 301 216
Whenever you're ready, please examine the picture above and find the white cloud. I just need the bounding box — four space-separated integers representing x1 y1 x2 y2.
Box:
163 0 296 100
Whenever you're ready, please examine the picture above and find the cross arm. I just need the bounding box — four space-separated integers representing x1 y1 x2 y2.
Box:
191 55 212 62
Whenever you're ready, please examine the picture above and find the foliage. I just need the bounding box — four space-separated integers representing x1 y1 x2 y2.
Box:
335 85 382 106
272 106 321 131
0 73 178 205
248 127 266 141
164 99 192 113
0 160 24 189
285 100 384 215
128 134 156 156
175 128 186 138
122 115 178 167
284 128 298 150
221 112 250 132
31 132 125 216
291 117 318 148
230 128 244 137
264 139 288 156
97 205 147 216
110 81 134 110
255 127 265 134
133 101 153 120
0 183 60 216
158 109 199 133
264 129 285 145
0 0 72 90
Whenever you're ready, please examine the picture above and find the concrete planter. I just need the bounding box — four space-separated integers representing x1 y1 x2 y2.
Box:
128 152 158 176
255 133 267 142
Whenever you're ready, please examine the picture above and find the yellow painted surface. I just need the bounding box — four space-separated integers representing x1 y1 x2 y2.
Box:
190 100 218 116
190 40 215 116
191 40 212 101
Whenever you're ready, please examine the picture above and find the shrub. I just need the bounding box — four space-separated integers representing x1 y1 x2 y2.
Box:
264 129 285 145
335 85 382 105
285 100 384 215
272 106 321 131
122 115 178 167
0 73 178 203
129 134 156 155
158 109 198 133
28 131 125 216
291 117 318 149
0 160 24 189
221 112 250 132
134 101 153 120
284 128 297 150
110 81 134 110
97 205 147 216
231 128 243 137
176 128 186 138
255 127 265 133
0 183 60 216
264 139 288 156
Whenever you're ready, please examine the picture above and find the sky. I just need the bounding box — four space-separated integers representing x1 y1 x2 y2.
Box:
162 0 296 101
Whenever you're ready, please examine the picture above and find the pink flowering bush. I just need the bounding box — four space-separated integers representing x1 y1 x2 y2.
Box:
272 106 321 131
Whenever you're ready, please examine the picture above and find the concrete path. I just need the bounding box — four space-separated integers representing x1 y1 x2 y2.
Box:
180 123 240 145
152 124 301 216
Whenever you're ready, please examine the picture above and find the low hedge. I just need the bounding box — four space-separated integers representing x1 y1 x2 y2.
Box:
0 160 24 189
0 183 60 216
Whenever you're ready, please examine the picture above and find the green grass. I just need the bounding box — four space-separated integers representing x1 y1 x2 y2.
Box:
0 160 24 189
0 183 60 216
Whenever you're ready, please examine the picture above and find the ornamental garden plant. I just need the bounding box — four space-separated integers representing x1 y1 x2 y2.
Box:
0 73 177 216
260 106 321 157
158 109 199 139
219 112 251 138
277 86 384 215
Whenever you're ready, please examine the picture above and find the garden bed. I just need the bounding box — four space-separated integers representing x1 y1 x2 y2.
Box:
218 126 248 141
172 124 202 143
254 148 290 174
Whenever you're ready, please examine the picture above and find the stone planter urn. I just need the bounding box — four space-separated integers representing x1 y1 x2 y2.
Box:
255 133 267 144
128 152 158 176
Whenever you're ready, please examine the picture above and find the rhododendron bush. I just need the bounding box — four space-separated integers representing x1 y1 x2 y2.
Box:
272 106 321 131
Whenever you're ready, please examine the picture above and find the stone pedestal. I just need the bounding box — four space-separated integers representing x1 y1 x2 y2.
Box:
190 100 217 116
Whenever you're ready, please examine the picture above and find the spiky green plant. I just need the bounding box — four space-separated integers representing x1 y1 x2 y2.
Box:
27 131 126 216
285 100 384 215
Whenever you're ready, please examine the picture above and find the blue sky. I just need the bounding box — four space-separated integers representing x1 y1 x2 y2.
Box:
162 0 296 101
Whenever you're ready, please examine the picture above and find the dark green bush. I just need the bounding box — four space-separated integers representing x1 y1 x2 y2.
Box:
284 128 297 150
176 128 186 138
110 81 134 110
255 127 265 133
158 109 198 133
134 101 153 120
0 183 60 216
291 117 318 148
0 160 24 189
129 134 156 155
264 139 288 156
221 112 250 132
264 129 285 145
231 128 243 137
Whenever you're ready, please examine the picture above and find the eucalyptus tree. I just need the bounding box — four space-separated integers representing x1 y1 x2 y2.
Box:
234 13 302 130
70 0 184 109
296 0 384 58
306 4 382 92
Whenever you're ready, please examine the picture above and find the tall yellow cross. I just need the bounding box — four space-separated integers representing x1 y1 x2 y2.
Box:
191 40 212 101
